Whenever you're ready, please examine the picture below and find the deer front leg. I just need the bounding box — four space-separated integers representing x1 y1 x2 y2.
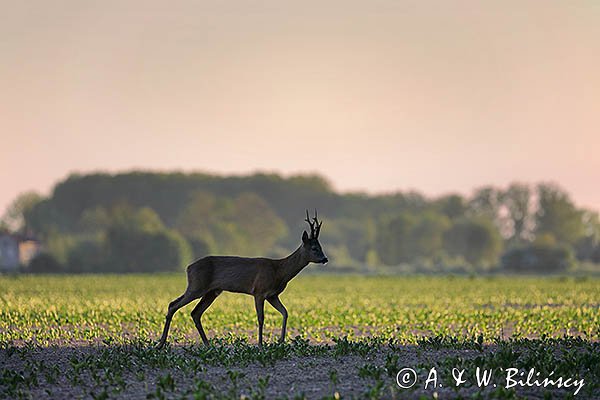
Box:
267 295 288 343
254 296 265 347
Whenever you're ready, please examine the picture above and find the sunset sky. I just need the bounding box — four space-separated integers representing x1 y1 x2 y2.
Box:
1 1 599 214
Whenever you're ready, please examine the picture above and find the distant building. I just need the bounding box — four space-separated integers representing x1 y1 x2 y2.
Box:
0 233 41 271
19 238 40 265
0 234 19 271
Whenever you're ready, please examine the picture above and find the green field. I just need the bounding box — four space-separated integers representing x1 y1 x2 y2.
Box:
1 274 598 399
1 274 598 344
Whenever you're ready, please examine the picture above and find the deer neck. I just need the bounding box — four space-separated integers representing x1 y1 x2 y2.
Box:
277 245 309 283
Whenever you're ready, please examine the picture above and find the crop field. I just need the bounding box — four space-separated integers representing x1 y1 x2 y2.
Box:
0 274 598 399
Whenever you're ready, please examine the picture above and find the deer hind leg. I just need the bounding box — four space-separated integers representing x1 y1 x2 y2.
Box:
156 290 199 349
190 289 221 345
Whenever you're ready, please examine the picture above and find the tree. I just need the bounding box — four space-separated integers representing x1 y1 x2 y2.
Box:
468 186 502 219
44 231 78 265
109 205 165 233
28 253 62 273
77 207 111 233
105 207 192 272
231 192 288 255
105 227 191 273
67 238 105 273
6 171 598 273
317 218 373 263
535 184 585 246
23 199 63 237
574 210 600 261
174 191 219 256
444 217 503 267
175 191 287 256
435 194 467 220
501 183 533 244
501 244 575 272
410 212 451 259
1 191 43 233
376 213 416 265
376 211 450 265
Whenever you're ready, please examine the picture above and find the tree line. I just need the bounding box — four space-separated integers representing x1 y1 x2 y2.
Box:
2 171 599 273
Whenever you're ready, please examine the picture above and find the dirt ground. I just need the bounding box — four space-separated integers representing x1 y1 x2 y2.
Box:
1 342 594 400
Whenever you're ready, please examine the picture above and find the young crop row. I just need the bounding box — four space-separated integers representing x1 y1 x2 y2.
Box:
0 275 598 345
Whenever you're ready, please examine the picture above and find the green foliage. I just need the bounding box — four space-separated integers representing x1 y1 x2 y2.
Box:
109 205 165 233
319 217 376 263
69 206 191 273
43 231 78 265
468 186 502 220
501 183 533 244
411 212 452 258
28 253 62 273
444 217 503 267
105 210 192 273
6 172 600 273
175 191 288 257
67 238 105 273
24 198 64 236
576 236 600 263
501 244 575 272
536 184 586 246
434 194 467 220
376 211 452 265
377 212 419 264
0 191 43 233
77 207 111 233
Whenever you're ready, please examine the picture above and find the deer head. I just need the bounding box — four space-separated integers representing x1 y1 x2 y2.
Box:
302 209 328 264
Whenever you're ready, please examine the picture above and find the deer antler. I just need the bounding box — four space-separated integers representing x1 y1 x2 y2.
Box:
313 209 323 238
305 209 322 238
305 209 316 238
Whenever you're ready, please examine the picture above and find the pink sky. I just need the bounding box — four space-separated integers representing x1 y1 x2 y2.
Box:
1 1 599 214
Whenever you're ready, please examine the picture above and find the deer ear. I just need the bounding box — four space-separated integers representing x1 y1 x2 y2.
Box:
302 231 309 243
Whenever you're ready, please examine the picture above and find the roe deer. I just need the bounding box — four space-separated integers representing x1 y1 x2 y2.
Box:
156 210 328 348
